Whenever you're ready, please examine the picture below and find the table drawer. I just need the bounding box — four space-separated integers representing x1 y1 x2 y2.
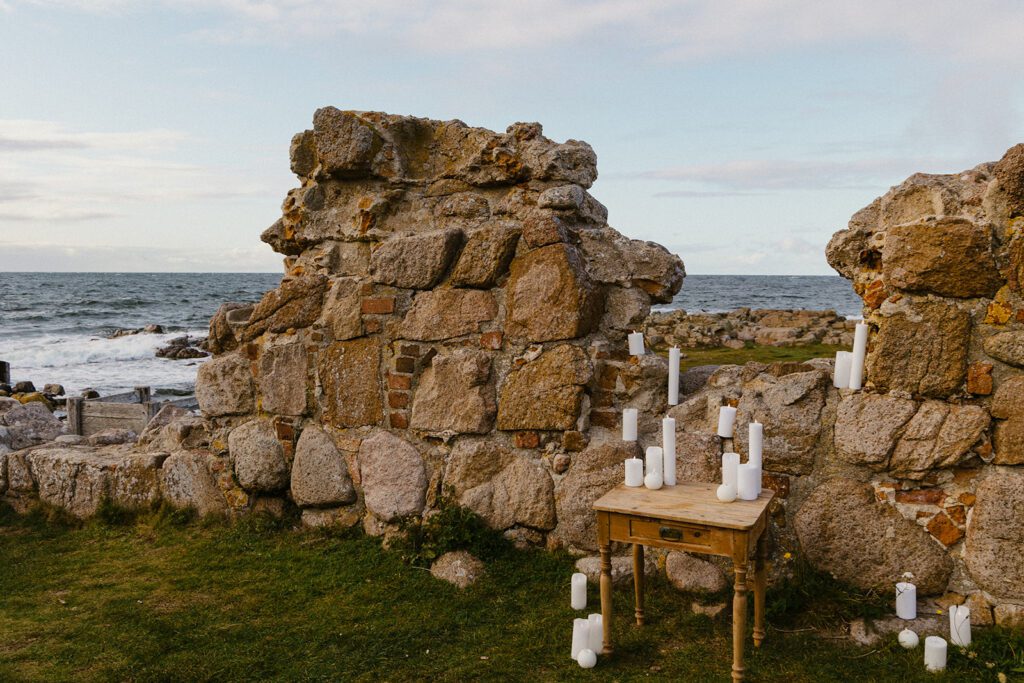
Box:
627 518 712 548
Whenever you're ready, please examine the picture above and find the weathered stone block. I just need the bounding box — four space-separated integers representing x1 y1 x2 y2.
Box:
964 467 1024 600
312 107 383 178
319 338 382 428
833 393 917 468
258 340 307 416
449 223 520 288
889 402 989 479
577 227 685 303
196 354 255 417
992 377 1024 465
289 129 317 177
229 420 289 493
994 142 1024 217
410 349 496 434
601 286 651 332
242 274 328 342
400 289 497 341
319 277 363 341
0 401 63 450
882 218 1000 298
497 344 592 431
290 426 355 508
358 430 426 522
983 331 1024 368
160 450 228 516
370 229 462 289
505 243 600 342
666 552 728 594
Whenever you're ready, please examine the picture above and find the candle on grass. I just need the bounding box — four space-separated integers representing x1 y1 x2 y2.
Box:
668 347 680 405
627 331 645 356
722 452 740 488
833 351 853 389
571 618 590 660
898 629 919 649
577 649 597 669
924 636 947 672
896 581 916 620
571 573 587 610
849 323 868 390
662 417 676 486
622 408 638 441
717 406 737 438
624 458 644 487
949 605 971 647
587 613 603 654
737 463 759 501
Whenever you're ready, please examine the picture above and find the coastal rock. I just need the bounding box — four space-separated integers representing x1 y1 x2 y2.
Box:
370 230 462 289
497 344 592 431
889 402 989 478
449 223 520 288
29 445 163 517
577 227 685 303
196 353 255 417
242 274 328 341
983 331 1024 368
87 428 138 446
991 377 1024 465
160 450 228 516
794 478 952 594
994 143 1024 217
357 430 426 522
155 335 209 360
258 339 308 416
312 107 383 178
410 349 496 434
0 401 63 450
882 218 1001 298
666 552 728 594
42 384 64 397
290 426 355 508
833 393 917 468
964 467 1024 600
505 243 600 342
318 338 382 428
400 289 497 341
430 550 484 589
228 420 289 493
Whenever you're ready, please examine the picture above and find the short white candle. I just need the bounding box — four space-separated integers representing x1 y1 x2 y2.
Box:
624 458 644 487
668 347 680 405
571 572 587 610
645 446 664 477
722 452 740 488
898 629 919 649
622 408 638 441
924 636 947 672
644 470 663 490
717 406 737 438
737 463 759 501
571 618 590 660
627 331 645 356
577 648 597 669
587 613 603 654
896 581 916 620
833 351 853 389
662 418 676 486
849 323 868 390
949 605 971 647
716 483 737 502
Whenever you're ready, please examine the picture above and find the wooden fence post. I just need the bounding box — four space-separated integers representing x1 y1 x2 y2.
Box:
0 360 9 385
134 386 152 404
66 397 84 436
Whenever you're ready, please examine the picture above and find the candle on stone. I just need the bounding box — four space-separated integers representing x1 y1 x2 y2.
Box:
949 605 971 648
924 636 947 672
833 351 853 389
662 417 676 486
645 446 663 477
717 406 737 438
622 408 638 441
571 572 587 610
668 347 681 405
849 323 868 390
737 463 759 501
896 581 917 620
587 613 603 654
627 331 645 356
624 458 644 487
571 618 590 660
722 452 740 488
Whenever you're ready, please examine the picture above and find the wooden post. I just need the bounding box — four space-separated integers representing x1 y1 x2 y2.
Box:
134 386 152 404
0 360 9 385
66 397 84 436
633 543 645 625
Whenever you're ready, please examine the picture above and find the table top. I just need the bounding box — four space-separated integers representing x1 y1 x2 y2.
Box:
593 482 774 531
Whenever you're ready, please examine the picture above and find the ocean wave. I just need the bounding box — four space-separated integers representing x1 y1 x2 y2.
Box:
0 331 207 369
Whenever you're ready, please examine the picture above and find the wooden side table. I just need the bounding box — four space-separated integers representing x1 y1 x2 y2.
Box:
593 482 775 682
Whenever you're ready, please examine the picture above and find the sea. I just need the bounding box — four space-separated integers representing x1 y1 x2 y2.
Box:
0 273 861 397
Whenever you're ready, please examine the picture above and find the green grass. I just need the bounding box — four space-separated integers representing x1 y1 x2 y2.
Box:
1 502 1021 682
676 343 845 373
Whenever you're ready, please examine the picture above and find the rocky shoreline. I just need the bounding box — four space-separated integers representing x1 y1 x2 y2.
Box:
644 307 857 350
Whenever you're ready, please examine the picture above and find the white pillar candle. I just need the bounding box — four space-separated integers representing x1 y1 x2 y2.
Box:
571 618 590 660
722 452 740 488
622 408 638 441
833 351 853 389
624 458 644 487
662 417 676 486
717 405 737 438
924 636 947 672
627 331 645 356
896 581 916 620
587 613 603 654
748 421 763 469
571 572 587 610
849 323 868 390
668 347 680 405
644 470 663 490
737 463 759 501
645 446 664 477
949 605 971 647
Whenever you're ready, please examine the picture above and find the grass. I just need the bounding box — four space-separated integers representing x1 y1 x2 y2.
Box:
1 501 1022 682
675 343 845 373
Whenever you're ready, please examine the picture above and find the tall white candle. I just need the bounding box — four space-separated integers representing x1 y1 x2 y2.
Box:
849 323 868 390
662 417 676 486
646 446 663 477
722 452 740 488
627 331 645 356
737 463 759 501
571 618 590 660
624 458 644 487
949 605 971 647
717 406 737 438
622 408 638 441
571 572 587 610
668 347 680 405
896 581 916 620
587 613 603 654
833 351 852 389
748 422 763 469
924 636 947 672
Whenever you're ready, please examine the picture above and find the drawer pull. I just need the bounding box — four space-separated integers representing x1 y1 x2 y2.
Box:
659 526 683 541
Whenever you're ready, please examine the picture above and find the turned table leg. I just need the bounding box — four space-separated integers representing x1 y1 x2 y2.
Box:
600 542 613 656
754 534 767 648
732 557 748 682
633 543 645 625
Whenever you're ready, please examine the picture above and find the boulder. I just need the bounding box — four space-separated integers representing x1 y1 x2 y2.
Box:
290 426 355 508
258 339 308 416
410 349 496 434
833 393 917 468
318 338 382 428
600 286 651 332
242 274 328 341
0 401 63 450
991 377 1024 465
160 450 228 516
318 277 363 341
228 420 289 493
964 467 1024 600
370 229 462 289
794 478 952 594
577 227 685 303
889 402 989 478
399 289 497 341
300 506 362 529
575 553 658 585
881 218 1001 298
357 430 426 522
312 107 383 178
504 243 600 342
993 142 1024 217
449 223 521 288
666 552 728 594
497 344 592 431
289 129 316 177
195 354 255 417
430 550 484 589
87 428 138 446
983 331 1024 368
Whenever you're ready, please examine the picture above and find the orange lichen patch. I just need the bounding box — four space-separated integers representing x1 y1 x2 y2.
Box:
863 279 887 309
895 488 946 505
946 505 967 525
959 492 977 506
967 362 994 395
927 512 965 546
985 301 1013 324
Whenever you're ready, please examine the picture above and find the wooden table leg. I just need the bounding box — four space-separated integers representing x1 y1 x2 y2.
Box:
633 543 645 625
732 556 748 682
753 533 767 648
600 542 613 656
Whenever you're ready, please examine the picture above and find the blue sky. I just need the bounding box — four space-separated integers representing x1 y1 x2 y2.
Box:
2 1 1023 274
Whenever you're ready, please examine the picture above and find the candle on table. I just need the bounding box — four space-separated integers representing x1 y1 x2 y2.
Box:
668 347 680 405
896 581 916 620
717 405 737 438
849 323 868 390
571 572 587 610
722 452 740 488
833 351 852 389
716 483 737 502
587 613 603 654
662 417 676 486
748 421 763 494
644 470 663 490
624 457 644 487
924 636 947 672
737 463 759 501
949 605 971 647
627 331 645 356
571 618 590 660
622 408 638 441
645 446 663 477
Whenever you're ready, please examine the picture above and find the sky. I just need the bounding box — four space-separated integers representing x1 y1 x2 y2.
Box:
1 1 1023 275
